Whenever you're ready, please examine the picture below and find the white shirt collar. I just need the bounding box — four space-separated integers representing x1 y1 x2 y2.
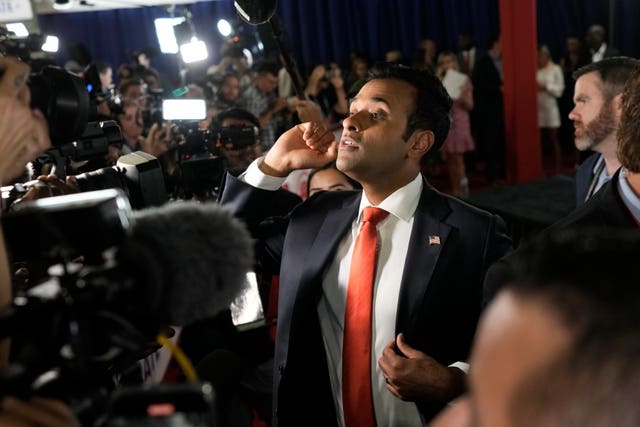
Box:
618 169 640 223
592 43 607 62
357 174 423 223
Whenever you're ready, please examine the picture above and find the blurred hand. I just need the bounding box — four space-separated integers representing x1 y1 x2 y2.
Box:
271 97 288 114
295 100 325 126
309 65 326 83
140 122 171 158
329 74 344 89
10 174 80 209
0 57 51 185
0 397 80 427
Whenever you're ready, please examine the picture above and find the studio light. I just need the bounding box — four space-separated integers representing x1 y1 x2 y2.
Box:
41 35 59 53
154 17 185 54
217 19 232 37
179 37 208 63
6 23 29 37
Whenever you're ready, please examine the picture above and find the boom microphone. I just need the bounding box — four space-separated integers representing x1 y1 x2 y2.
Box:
125 201 254 326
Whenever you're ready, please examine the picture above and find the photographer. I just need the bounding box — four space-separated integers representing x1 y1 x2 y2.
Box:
0 57 83 427
115 99 171 158
0 57 51 361
211 108 263 169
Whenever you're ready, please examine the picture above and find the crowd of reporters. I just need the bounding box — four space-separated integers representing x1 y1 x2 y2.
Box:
1 18 640 427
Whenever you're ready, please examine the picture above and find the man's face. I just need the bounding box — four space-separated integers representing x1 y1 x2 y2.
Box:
569 72 617 152
118 105 143 141
586 27 604 50
337 78 417 183
220 76 240 102
566 37 581 54
123 83 143 102
99 67 113 89
256 72 278 94
429 291 573 427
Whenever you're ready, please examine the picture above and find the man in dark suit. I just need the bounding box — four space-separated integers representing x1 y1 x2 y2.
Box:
471 35 506 183
485 64 640 303
219 63 512 426
569 57 638 207
585 25 620 63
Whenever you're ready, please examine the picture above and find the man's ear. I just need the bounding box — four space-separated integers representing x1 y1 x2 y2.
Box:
613 92 623 116
408 129 435 160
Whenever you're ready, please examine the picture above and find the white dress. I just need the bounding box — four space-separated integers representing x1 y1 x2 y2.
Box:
536 63 565 128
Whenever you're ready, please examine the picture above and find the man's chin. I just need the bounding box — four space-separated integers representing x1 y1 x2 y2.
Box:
574 137 594 152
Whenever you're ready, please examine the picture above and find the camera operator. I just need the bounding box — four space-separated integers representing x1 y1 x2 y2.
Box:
0 57 83 427
0 56 51 354
211 108 263 169
115 99 171 158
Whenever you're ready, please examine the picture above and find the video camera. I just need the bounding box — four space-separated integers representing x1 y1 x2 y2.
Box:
2 150 167 213
1 29 90 145
0 190 219 425
0 185 255 425
213 125 258 151
0 189 158 422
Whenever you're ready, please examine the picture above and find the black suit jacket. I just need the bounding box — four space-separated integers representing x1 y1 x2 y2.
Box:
575 152 601 207
485 169 635 301
219 172 512 426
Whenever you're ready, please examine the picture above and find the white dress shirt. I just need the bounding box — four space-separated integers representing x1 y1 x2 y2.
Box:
591 43 608 63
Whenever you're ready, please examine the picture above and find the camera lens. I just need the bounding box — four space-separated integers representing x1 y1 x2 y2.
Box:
29 66 90 145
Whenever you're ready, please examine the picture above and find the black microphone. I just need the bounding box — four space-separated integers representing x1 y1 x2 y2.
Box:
125 201 254 327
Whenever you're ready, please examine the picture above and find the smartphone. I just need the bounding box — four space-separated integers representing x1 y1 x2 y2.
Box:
162 99 206 121
106 382 217 427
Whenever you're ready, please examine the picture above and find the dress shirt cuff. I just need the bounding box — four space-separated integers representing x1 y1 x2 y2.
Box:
448 361 470 375
239 157 288 191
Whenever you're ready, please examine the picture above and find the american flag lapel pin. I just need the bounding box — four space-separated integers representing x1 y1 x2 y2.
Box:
428 235 441 245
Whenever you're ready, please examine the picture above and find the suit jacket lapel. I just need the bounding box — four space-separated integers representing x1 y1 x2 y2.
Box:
299 194 361 291
396 182 452 332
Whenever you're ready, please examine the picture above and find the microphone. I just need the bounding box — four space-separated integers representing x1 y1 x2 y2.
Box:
125 201 254 326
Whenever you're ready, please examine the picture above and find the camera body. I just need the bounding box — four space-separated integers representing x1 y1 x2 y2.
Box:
1 31 91 145
215 125 258 151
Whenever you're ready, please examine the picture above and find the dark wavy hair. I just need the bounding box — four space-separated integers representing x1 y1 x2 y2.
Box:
617 64 640 173
367 62 452 163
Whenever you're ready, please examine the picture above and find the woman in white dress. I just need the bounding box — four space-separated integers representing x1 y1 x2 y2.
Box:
537 44 565 174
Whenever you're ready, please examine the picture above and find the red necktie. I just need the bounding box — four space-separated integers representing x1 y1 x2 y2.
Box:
342 207 389 427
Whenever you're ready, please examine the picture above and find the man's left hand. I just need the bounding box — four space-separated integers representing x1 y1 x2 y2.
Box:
378 333 466 403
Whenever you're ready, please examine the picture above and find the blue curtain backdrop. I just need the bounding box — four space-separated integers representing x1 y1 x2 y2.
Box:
37 0 638 88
